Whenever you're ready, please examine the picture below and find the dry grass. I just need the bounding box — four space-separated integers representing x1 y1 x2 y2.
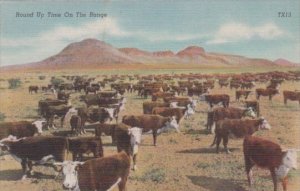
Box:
0 67 300 191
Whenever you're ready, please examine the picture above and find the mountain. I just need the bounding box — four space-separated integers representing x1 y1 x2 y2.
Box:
274 58 298 66
1 38 288 71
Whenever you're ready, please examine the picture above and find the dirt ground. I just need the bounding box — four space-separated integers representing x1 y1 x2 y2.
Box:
0 69 300 191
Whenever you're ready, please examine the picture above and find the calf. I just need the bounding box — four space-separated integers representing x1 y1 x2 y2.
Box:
122 114 179 146
0 120 46 140
211 118 271 153
236 90 251 101
68 137 103 161
55 151 130 191
283 90 300 105
243 136 298 191
256 88 279 101
199 94 230 108
0 136 68 180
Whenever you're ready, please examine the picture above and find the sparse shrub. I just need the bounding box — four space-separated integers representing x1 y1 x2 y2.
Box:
50 77 64 86
140 168 166 183
194 162 210 169
8 78 21 89
39 76 46 80
0 112 6 121
169 138 178 144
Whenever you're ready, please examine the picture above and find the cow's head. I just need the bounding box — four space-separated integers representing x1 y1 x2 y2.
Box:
282 149 298 170
54 161 84 190
105 108 115 121
163 116 180 133
0 135 24 155
119 102 126 111
191 99 198 109
199 93 208 101
244 107 256 118
128 127 143 155
184 104 195 119
32 119 47 135
258 117 271 130
169 102 178 108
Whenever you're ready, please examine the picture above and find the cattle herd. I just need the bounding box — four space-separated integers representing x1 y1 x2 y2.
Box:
0 70 300 191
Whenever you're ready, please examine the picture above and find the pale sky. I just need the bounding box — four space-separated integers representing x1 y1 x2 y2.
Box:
1 0 299 66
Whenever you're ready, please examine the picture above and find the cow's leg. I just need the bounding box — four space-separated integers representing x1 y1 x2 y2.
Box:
223 135 230 154
271 169 278 191
72 152 77 161
60 116 65 128
28 161 34 176
216 136 222 153
21 159 28 180
133 153 138 171
152 130 158 146
282 176 288 191
245 156 255 190
118 177 127 191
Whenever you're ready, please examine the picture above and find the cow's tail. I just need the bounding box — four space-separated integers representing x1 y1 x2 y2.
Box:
210 134 217 147
65 138 70 161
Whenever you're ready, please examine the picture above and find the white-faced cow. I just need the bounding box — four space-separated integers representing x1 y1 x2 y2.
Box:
55 151 130 191
122 114 179 146
243 136 298 191
0 136 68 180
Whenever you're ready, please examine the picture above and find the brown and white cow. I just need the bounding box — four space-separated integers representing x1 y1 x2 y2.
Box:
243 136 298 191
211 118 271 153
152 91 175 101
256 88 280 101
0 120 46 140
55 151 130 191
122 114 179 146
0 136 68 180
206 107 256 133
143 101 170 114
94 123 143 170
283 90 300 105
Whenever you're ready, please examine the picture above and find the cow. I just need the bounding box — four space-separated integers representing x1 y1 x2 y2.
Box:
244 100 260 117
256 88 280 101
0 120 46 140
152 92 175 101
38 99 69 117
211 118 271 153
207 107 256 133
235 90 251 101
163 96 198 109
74 106 115 133
152 104 195 122
241 81 255 89
199 94 230 108
45 105 72 129
68 137 103 161
122 114 179 146
0 136 68 180
243 136 298 191
28 86 39 94
94 123 143 170
143 101 170 114
57 91 71 100
283 90 300 105
54 151 130 191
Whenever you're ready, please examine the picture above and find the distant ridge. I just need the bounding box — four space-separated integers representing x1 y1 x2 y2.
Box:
2 38 296 71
